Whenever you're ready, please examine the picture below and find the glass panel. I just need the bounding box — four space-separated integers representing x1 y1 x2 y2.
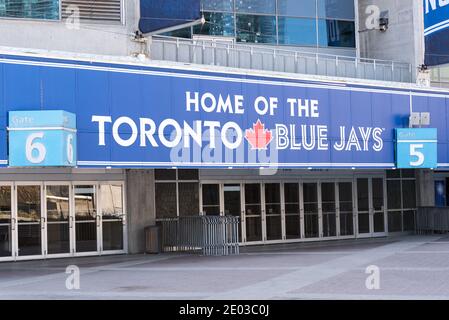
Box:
284 183 300 239
236 0 276 14
194 12 235 37
401 169 415 178
178 183 200 216
402 180 416 209
357 179 369 212
155 183 177 218
202 184 220 216
0 186 12 257
278 17 317 46
388 211 402 232
278 0 316 17
178 169 199 180
17 185 41 256
386 170 400 178
46 185 70 254
358 213 370 234
0 0 60 20
372 178 384 211
74 185 97 253
155 169 177 180
265 184 281 241
245 184 262 241
201 0 234 12
318 0 355 19
403 210 415 231
101 185 124 251
224 184 241 242
387 180 401 210
373 212 385 233
303 183 318 238
236 14 277 44
318 19 355 48
322 183 336 237
339 182 353 236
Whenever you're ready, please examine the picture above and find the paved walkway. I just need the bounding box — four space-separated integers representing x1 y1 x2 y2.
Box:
0 235 449 300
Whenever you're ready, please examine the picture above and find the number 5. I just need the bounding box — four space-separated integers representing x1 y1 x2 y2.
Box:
26 132 46 164
410 144 424 167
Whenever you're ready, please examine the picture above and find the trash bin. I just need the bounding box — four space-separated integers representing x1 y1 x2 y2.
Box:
145 225 161 254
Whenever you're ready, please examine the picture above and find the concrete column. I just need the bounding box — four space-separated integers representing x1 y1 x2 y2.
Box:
415 169 435 207
126 169 156 254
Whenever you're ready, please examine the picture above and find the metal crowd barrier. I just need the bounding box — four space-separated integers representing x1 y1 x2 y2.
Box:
157 216 240 256
416 207 449 234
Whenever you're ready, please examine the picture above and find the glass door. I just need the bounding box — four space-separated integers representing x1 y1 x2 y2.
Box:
303 183 319 238
223 184 242 242
0 186 13 260
322 182 337 238
202 184 221 216
16 185 43 257
284 183 301 240
244 183 262 242
45 185 71 255
356 177 386 237
74 185 99 253
264 183 282 241
338 182 355 237
100 184 125 252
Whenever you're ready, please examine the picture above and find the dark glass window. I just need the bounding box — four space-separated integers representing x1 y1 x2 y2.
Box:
236 14 277 44
318 0 355 19
277 0 316 17
318 19 355 48
235 0 276 14
278 17 317 46
402 180 416 209
0 0 60 20
201 0 234 12
194 12 235 37
155 183 177 218
178 183 199 216
387 180 401 210
178 169 199 180
155 169 177 180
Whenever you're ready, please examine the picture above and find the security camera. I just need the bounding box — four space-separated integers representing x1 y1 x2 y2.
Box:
379 11 389 32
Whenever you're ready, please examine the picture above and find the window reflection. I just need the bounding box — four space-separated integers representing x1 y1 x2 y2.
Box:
0 0 60 20
236 14 277 44
318 19 355 48
236 0 276 14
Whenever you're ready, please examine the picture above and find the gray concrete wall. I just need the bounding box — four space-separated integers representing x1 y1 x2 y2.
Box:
126 169 156 254
416 169 435 207
0 0 142 56
358 0 424 81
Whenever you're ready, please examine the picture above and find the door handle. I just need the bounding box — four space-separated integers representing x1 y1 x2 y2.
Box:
69 216 74 229
11 218 16 231
96 215 101 227
41 217 46 230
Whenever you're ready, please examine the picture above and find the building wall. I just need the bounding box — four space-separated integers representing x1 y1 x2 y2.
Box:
0 0 142 56
358 0 424 81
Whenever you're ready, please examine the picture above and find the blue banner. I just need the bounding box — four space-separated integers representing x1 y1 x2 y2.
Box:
1 53 449 169
424 0 449 66
139 0 201 34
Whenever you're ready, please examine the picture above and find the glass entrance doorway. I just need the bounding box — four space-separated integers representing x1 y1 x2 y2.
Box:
356 177 386 237
0 182 126 261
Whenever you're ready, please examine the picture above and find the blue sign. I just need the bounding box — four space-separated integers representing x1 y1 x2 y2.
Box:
1 53 449 169
396 128 437 169
424 0 449 66
8 110 77 167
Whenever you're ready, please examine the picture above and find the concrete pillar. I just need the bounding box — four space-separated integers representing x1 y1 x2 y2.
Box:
126 169 156 254
416 169 435 207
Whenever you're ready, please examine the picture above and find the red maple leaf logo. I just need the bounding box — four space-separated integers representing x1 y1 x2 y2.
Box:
245 120 273 150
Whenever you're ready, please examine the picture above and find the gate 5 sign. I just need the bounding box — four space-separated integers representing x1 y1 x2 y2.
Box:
395 128 437 169
8 111 77 167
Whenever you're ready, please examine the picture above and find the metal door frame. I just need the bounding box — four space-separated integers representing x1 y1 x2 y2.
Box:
0 182 14 262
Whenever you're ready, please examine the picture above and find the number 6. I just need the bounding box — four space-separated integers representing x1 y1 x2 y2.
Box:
26 132 46 164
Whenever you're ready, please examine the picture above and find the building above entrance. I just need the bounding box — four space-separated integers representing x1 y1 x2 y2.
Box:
8 110 77 167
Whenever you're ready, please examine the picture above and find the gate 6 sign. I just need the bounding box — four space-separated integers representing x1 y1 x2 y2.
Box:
8 110 77 167
395 128 437 169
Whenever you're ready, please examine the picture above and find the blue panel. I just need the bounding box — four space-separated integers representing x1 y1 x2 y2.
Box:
139 0 201 34
396 128 438 169
8 110 77 167
424 0 449 66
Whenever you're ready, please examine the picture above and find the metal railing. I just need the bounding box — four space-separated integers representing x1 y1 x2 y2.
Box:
416 207 449 234
150 36 413 83
157 216 240 256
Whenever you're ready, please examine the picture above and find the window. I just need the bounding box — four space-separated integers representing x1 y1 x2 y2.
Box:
236 14 277 44
155 169 200 219
386 170 417 232
318 19 355 48
235 0 276 14
201 0 233 12
194 12 235 37
278 17 317 46
278 0 316 17
0 0 60 20
318 0 355 19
